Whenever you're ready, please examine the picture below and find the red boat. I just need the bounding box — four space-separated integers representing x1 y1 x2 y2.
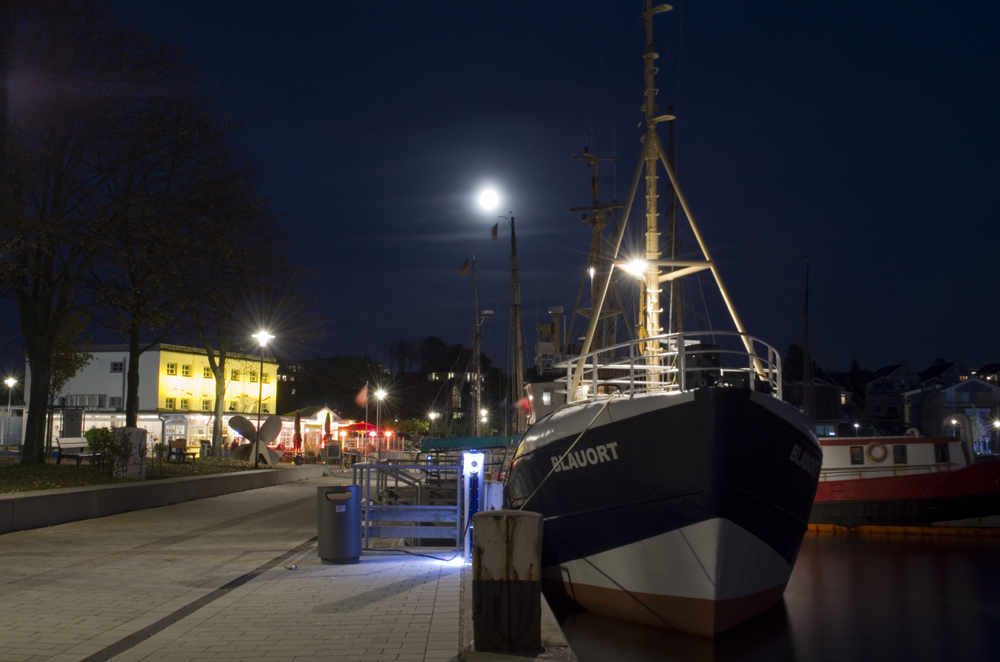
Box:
810 423 1000 527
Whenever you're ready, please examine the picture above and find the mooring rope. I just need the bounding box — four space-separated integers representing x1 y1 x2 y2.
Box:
517 395 616 511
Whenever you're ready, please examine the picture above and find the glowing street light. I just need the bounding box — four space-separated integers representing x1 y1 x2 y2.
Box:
251 331 274 469
853 422 860 436
478 188 499 210
621 258 649 277
4 377 16 448
428 411 439 438
374 388 387 459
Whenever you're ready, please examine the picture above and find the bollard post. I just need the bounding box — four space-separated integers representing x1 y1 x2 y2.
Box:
472 510 543 654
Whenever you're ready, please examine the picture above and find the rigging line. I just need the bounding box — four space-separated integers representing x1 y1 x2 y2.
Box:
517 396 616 512
547 528 679 631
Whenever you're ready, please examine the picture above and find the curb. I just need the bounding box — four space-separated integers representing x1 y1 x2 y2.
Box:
0 465 328 535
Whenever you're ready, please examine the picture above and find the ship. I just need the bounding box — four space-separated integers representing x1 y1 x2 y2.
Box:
810 416 1000 527
503 1 821 638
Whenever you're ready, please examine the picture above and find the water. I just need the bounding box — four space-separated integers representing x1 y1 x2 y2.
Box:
554 533 1000 662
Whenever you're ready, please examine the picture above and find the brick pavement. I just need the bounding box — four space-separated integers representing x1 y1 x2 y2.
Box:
0 476 462 662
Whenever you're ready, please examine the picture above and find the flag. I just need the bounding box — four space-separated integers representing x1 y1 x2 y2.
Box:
354 384 368 406
491 223 499 241
460 258 469 275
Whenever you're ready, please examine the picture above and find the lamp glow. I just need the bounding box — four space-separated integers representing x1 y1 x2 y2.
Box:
375 389 387 400
622 258 648 277
4 378 15 388
478 189 499 210
252 330 274 347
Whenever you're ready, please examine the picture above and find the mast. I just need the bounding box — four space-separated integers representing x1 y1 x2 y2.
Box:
802 258 811 422
472 253 482 437
569 1 771 399
641 0 663 376
510 217 526 432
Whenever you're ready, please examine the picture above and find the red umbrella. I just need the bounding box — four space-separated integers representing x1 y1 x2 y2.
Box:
293 411 302 452
323 412 332 449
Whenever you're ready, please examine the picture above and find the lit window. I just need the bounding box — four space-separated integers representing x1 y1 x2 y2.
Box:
180 399 189 410
229 400 237 411
231 369 239 381
262 372 270 384
181 365 191 377
249 371 258 383
110 361 124 373
959 375 969 381
166 363 177 375
542 389 552 406
201 399 211 411
840 393 847 405
203 366 212 378
165 398 175 410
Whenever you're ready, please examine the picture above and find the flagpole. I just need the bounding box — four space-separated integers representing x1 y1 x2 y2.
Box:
364 381 369 462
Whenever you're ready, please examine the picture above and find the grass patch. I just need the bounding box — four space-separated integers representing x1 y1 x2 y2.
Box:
0 457 256 493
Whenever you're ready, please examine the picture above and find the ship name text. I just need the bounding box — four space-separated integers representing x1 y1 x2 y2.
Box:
789 444 820 478
551 442 619 472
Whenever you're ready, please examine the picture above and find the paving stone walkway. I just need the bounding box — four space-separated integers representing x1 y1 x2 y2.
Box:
0 476 462 662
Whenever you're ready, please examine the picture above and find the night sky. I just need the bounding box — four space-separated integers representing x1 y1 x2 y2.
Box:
8 1 1000 377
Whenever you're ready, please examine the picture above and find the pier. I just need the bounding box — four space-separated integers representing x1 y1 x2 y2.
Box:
0 473 573 662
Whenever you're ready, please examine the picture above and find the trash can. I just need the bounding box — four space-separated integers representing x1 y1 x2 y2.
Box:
317 485 361 564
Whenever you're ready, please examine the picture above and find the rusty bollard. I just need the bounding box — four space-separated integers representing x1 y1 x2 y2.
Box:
472 510 543 654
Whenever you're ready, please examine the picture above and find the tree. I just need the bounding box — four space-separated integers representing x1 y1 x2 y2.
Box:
0 1 200 463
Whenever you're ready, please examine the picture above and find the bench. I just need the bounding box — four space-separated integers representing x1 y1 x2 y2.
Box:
168 439 198 463
55 437 101 467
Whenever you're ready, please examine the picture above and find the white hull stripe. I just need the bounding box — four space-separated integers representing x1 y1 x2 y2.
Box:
543 518 792 601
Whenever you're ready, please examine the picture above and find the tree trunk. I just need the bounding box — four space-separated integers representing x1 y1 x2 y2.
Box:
21 339 52 465
126 321 141 427
211 349 227 455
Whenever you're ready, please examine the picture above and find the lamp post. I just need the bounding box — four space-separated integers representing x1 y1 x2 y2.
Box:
252 331 274 469
853 422 860 437
4 378 15 448
375 388 386 461
428 411 439 438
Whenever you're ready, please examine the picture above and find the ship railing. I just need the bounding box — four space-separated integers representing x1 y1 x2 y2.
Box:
555 330 782 402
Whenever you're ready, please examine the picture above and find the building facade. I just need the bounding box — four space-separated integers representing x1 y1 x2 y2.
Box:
25 344 286 455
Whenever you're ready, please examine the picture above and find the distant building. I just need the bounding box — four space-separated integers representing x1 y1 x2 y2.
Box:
783 376 846 437
905 378 1000 441
865 363 921 434
917 361 972 388
25 343 280 454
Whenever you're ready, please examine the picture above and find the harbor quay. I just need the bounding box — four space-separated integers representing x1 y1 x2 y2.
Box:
0 476 469 662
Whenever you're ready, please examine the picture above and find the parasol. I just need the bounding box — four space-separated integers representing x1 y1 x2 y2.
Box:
323 412 332 449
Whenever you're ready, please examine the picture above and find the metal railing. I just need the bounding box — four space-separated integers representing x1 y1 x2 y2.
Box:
352 462 463 550
558 330 783 402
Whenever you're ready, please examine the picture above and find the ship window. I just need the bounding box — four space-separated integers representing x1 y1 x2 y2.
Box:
893 445 907 464
934 443 950 463
850 446 864 465
542 389 552 406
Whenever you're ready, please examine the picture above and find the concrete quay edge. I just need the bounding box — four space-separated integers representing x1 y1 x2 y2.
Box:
459 562 578 662
0 464 327 535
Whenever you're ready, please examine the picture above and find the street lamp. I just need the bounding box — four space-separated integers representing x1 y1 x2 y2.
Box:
252 331 274 469
428 411 439 438
853 422 860 437
4 378 16 448
375 388 387 460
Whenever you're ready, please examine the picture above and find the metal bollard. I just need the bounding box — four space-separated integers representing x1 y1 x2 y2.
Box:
471 510 543 654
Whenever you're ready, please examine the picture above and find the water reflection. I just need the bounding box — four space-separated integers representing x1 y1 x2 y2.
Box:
553 533 1000 662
